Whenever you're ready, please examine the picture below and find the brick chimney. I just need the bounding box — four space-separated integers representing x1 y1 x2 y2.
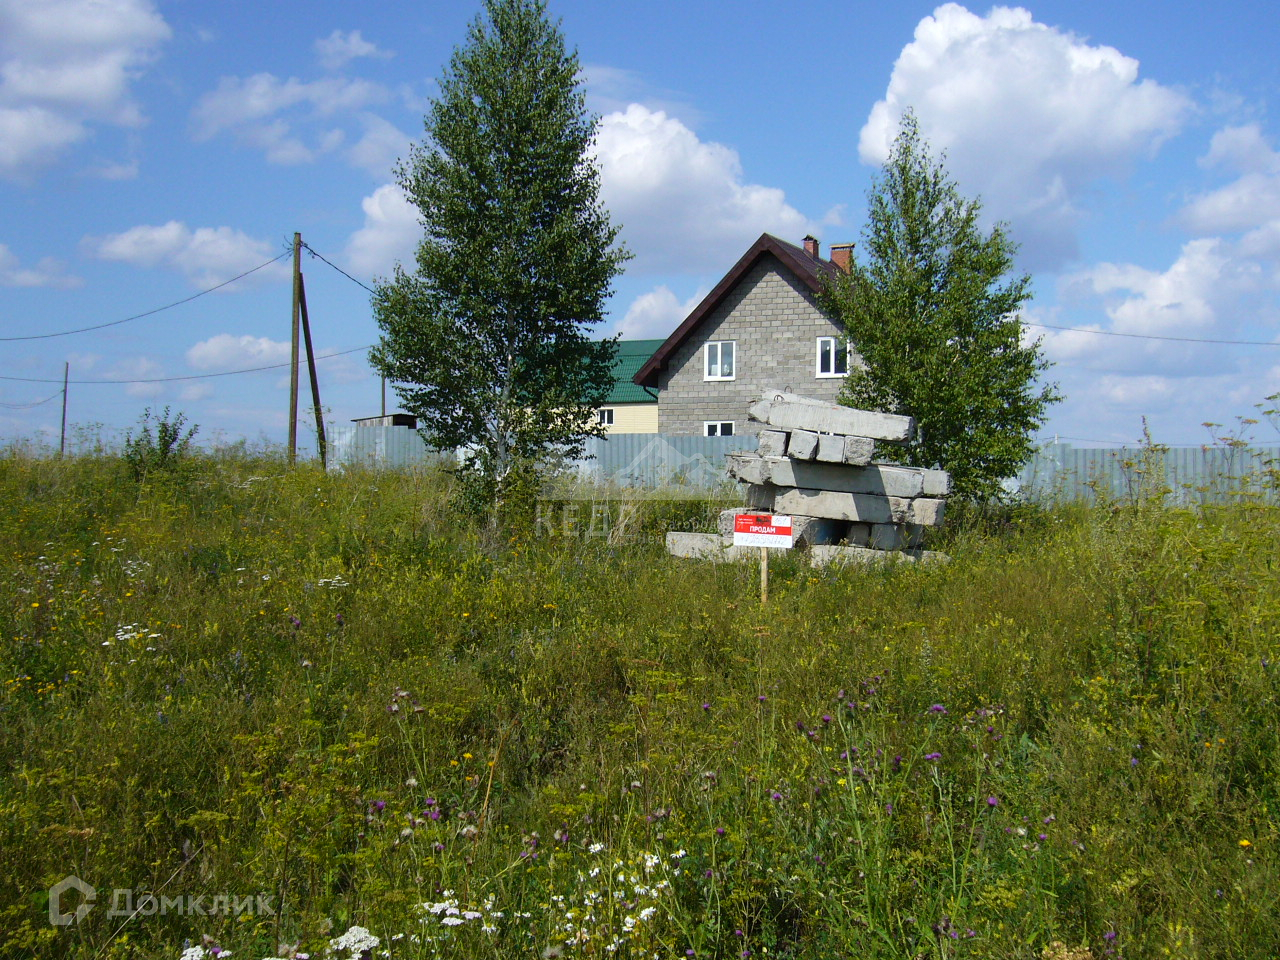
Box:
829 242 854 274
802 234 819 258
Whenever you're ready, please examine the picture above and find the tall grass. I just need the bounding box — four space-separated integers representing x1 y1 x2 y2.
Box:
0 449 1276 959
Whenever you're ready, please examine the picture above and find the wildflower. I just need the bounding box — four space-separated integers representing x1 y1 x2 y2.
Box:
715 827 725 836
335 613 344 626
821 714 832 725
1239 839 1252 848
929 704 947 714
924 752 942 761
771 791 783 802
405 778 418 788
441 916 464 926
702 702 710 711
289 616 301 629
986 796 999 808
885 803 893 814
757 695 766 702
1130 757 1138 767
370 800 385 812
588 842 605 854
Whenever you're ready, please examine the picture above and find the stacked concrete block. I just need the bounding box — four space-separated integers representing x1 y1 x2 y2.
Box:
667 393 951 566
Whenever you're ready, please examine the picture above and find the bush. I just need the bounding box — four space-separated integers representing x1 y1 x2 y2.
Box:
122 406 198 481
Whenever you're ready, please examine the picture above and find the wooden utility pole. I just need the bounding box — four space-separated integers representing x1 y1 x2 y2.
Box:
288 232 301 464
59 362 68 456
298 273 327 469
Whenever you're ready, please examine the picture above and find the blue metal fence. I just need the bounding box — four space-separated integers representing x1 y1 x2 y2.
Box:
325 426 1280 503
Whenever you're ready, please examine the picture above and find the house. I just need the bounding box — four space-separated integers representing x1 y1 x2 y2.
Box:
632 233 854 437
596 338 664 434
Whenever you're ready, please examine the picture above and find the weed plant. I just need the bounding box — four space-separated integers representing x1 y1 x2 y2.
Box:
0 448 1276 959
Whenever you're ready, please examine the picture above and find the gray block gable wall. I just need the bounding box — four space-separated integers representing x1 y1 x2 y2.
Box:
655 254 858 436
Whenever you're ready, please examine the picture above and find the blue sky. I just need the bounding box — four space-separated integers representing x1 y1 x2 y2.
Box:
3 0 1280 451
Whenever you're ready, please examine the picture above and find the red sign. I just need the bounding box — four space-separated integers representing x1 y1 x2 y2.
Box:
733 513 794 548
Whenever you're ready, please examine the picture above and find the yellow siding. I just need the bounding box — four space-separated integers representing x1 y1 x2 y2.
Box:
600 403 658 434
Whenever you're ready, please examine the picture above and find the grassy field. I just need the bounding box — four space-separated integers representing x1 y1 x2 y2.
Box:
0 450 1276 959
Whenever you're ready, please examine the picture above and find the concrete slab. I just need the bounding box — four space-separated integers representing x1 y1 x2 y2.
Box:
770 487 908 524
748 397 914 442
788 429 819 460
756 430 789 458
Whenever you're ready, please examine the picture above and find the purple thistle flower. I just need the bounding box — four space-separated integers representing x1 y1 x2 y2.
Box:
289 616 301 629
1038 833 1049 841
929 704 947 714
771 791 783 802
716 826 725 836
924 752 942 761
885 803 893 814
986 796 999 808
702 702 710 711
757 694 767 703
335 613 344 626
1104 932 1117 942
821 714 832 725
705 868 713 877
371 800 385 812
1131 757 1139 767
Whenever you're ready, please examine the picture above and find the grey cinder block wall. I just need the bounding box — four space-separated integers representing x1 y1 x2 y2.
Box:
654 254 859 436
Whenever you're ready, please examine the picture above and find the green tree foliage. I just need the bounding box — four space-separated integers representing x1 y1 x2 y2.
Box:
370 0 627 508
122 406 198 482
821 113 1059 501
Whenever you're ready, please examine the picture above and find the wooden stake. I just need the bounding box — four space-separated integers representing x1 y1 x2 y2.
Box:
288 232 301 465
59 361 68 456
760 545 769 605
298 272 327 469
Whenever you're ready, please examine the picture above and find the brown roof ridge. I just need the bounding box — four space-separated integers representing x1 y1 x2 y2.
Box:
632 233 838 388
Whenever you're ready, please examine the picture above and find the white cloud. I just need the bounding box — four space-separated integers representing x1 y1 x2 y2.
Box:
0 0 170 178
180 383 213 402
615 285 707 339
84 221 288 288
104 355 165 399
186 334 291 371
191 72 389 166
1049 237 1279 379
593 104 815 273
0 243 81 287
859 3 1191 268
1182 124 1280 235
344 183 421 279
315 30 391 71
346 113 411 177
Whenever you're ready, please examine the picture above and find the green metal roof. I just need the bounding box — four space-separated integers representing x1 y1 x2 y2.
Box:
603 339 664 404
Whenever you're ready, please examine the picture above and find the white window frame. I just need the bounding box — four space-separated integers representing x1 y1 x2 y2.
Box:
816 336 849 378
703 421 734 437
704 340 736 381
597 408 614 426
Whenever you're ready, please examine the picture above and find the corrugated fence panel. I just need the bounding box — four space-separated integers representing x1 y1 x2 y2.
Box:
327 425 442 471
578 433 758 490
1017 442 1280 504
323 427 1279 504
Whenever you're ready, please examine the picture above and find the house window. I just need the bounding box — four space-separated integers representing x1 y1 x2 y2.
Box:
816 336 849 377
704 341 735 380
598 408 614 426
704 421 734 437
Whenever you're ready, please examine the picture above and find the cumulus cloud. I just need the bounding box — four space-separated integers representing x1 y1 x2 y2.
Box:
593 104 815 274
186 334 291 371
0 243 81 288
1043 237 1279 380
1181 124 1280 236
84 221 289 288
859 3 1191 268
615 285 708 339
191 72 389 166
344 183 421 278
315 30 391 70
346 113 411 177
0 0 170 178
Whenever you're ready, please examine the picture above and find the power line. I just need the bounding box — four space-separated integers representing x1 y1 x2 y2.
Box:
0 389 62 409
0 252 291 343
1025 321 1280 347
302 242 376 294
0 345 371 385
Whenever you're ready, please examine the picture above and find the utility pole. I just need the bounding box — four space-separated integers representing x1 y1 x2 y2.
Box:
59 361 68 456
289 232 301 464
298 273 327 469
